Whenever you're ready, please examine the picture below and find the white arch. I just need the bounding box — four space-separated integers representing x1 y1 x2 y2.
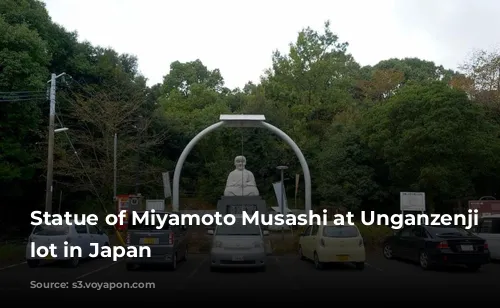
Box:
172 119 311 213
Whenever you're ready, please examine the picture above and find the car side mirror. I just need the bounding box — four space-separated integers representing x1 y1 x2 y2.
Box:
207 229 214 235
263 230 269 236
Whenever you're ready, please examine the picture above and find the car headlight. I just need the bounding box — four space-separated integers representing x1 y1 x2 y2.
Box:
214 240 223 248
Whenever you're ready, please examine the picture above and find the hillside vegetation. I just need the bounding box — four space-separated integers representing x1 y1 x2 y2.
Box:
2 1 500 236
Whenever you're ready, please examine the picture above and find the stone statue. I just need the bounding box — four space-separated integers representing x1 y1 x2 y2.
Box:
224 156 260 196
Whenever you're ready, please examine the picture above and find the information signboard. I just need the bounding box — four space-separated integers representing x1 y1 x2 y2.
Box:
400 192 426 211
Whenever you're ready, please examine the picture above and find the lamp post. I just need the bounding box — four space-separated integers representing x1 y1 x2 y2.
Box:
277 165 288 240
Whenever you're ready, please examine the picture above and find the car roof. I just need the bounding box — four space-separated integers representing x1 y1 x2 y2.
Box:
414 225 463 229
323 221 358 226
483 214 500 218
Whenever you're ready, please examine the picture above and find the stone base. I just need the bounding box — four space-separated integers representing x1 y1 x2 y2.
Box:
216 196 268 229
217 196 266 215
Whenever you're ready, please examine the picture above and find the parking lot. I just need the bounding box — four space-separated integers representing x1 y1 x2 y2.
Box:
1 251 498 299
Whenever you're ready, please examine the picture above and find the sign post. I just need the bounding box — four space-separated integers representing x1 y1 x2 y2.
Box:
162 172 171 199
295 174 300 209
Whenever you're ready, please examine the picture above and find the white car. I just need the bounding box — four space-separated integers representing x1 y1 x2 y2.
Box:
208 217 269 271
474 214 500 260
298 223 366 270
26 222 110 268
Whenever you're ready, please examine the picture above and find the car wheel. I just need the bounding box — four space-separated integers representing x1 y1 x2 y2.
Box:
466 264 481 272
298 245 305 260
313 252 323 270
98 242 110 258
169 253 177 271
355 262 365 270
126 263 136 271
383 244 393 259
27 260 39 268
68 256 79 268
419 251 431 270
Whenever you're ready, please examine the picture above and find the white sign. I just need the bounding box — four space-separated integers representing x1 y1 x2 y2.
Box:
400 192 426 211
162 172 171 199
272 181 289 212
146 199 165 211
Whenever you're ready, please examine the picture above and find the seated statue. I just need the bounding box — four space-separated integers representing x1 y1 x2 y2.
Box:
224 156 260 196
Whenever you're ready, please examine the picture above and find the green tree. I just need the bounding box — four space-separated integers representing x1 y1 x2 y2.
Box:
361 82 500 212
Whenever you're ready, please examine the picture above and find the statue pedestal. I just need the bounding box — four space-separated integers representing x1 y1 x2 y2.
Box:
216 196 268 229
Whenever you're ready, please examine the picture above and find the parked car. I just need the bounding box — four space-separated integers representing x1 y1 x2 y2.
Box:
125 211 188 271
382 225 490 271
298 223 365 270
473 214 500 260
208 216 268 271
26 222 110 268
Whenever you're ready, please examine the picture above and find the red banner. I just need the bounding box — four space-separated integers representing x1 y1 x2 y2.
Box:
116 194 130 231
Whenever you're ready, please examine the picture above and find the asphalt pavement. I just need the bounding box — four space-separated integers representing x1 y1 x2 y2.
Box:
1 252 498 301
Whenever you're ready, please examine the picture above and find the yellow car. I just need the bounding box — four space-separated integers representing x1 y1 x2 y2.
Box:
298 222 366 270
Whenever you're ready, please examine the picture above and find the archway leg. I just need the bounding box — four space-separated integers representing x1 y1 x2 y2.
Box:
260 122 311 214
172 121 226 211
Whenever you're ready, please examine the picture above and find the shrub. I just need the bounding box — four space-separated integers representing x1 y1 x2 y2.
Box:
0 243 25 265
356 223 393 249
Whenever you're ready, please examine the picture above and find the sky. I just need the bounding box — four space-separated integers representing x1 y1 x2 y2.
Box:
43 0 500 89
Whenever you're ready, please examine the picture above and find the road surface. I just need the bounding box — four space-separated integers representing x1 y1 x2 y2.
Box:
0 253 498 301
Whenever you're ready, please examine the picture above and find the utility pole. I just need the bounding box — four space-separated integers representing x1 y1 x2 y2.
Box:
44 73 56 214
277 165 288 240
113 133 117 200
44 72 66 214
135 116 143 194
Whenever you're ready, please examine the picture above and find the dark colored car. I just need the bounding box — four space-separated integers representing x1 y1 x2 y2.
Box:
125 211 188 271
382 225 490 271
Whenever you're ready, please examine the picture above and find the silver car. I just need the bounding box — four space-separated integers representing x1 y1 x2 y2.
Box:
26 222 110 268
208 218 268 271
125 211 188 271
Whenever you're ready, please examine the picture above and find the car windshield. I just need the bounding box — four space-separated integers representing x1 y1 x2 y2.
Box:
33 224 69 236
323 226 359 238
426 226 472 237
128 212 171 230
216 219 261 236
